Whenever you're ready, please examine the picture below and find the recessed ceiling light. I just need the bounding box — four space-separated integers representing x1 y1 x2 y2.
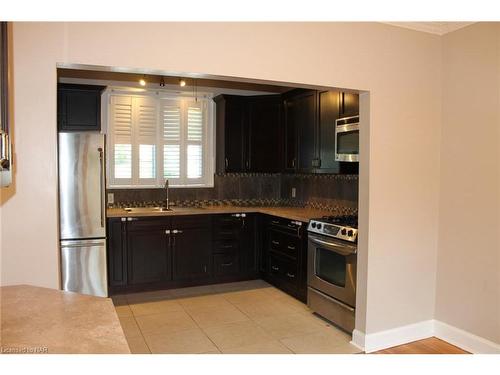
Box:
179 79 186 87
139 75 146 86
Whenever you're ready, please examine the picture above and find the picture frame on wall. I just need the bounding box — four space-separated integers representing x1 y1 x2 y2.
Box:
1 21 12 188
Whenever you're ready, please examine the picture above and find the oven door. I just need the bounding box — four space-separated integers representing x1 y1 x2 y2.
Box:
335 122 359 162
308 234 357 307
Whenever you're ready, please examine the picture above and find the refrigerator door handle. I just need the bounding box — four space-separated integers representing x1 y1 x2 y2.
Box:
98 147 105 228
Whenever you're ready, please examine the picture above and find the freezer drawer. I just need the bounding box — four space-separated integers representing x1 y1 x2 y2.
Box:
61 239 108 297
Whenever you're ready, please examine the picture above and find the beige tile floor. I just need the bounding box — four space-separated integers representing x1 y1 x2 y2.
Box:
112 279 361 354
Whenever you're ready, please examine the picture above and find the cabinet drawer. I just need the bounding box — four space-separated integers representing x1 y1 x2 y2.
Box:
213 240 238 254
268 229 299 259
214 254 239 276
268 252 299 288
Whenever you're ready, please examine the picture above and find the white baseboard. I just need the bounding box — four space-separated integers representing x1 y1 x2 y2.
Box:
434 320 500 354
352 319 500 354
355 320 435 353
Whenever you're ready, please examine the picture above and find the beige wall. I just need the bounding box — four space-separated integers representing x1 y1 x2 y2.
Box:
436 23 500 343
0 22 442 335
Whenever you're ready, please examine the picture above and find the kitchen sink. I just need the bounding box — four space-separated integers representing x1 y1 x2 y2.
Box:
122 206 205 214
123 206 173 213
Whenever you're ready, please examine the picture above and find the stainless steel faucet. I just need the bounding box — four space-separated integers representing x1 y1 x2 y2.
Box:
164 179 170 210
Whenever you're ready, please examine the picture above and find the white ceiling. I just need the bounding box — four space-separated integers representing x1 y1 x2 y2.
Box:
383 22 475 35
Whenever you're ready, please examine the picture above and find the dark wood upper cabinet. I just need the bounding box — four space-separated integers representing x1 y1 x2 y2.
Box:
57 83 106 132
317 90 340 173
247 96 283 173
283 89 318 172
214 95 246 173
171 216 213 282
338 92 359 118
214 94 282 173
126 218 171 285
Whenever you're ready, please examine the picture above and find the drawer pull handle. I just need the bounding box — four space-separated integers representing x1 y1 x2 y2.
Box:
271 220 280 224
220 231 233 235
221 262 233 267
286 273 295 278
223 244 233 249
271 266 279 271
287 245 296 250
271 240 280 246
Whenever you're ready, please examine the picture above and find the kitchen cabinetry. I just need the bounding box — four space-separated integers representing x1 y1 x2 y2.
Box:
284 89 359 174
283 89 318 172
57 83 105 132
212 213 257 280
107 213 257 294
107 218 128 287
318 90 340 173
127 218 171 285
338 92 359 118
214 94 282 173
247 96 283 172
171 216 212 282
261 215 308 302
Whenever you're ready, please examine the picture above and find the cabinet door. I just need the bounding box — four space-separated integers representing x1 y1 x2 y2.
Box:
317 91 340 173
247 96 282 172
239 214 257 275
172 216 213 282
127 219 171 285
58 84 104 131
284 99 297 171
107 218 128 287
215 95 246 173
296 91 318 171
338 92 359 118
284 90 317 172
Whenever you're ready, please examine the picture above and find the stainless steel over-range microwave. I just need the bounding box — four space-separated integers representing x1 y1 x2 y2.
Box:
335 115 359 162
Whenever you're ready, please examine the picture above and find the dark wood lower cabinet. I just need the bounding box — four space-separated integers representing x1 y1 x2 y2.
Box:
107 213 306 303
171 216 212 282
126 218 171 285
260 215 308 303
107 218 127 287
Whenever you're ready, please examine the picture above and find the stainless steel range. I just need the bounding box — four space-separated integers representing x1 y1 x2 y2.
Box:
307 215 358 333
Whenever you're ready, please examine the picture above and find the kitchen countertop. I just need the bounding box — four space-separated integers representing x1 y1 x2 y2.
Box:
107 205 334 223
0 285 130 354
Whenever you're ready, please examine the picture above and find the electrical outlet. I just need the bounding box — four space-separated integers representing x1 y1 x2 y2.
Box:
107 193 114 205
291 187 296 198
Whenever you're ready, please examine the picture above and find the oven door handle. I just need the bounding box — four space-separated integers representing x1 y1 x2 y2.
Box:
309 235 357 255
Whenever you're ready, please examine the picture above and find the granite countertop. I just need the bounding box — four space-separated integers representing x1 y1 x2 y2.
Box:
107 205 334 223
0 285 130 354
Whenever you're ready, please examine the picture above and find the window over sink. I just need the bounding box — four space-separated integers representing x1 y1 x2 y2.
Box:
105 88 214 188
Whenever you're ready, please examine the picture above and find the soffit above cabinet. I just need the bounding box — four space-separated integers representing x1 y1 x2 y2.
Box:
382 22 475 35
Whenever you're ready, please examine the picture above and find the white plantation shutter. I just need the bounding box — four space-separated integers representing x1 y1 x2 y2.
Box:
107 91 213 188
134 96 158 184
160 100 182 183
186 103 204 180
110 96 133 183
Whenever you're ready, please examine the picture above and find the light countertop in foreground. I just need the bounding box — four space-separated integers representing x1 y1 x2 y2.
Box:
107 205 335 223
0 285 130 354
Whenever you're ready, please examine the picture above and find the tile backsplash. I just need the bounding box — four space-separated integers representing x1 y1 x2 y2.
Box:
108 173 358 212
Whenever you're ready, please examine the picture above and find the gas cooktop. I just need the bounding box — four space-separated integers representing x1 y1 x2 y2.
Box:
307 214 358 243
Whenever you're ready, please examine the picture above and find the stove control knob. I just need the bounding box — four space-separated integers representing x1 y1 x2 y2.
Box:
311 222 317 228
348 230 353 237
341 229 347 235
317 223 322 229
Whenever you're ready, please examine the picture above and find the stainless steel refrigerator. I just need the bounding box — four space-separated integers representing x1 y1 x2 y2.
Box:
58 132 108 297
